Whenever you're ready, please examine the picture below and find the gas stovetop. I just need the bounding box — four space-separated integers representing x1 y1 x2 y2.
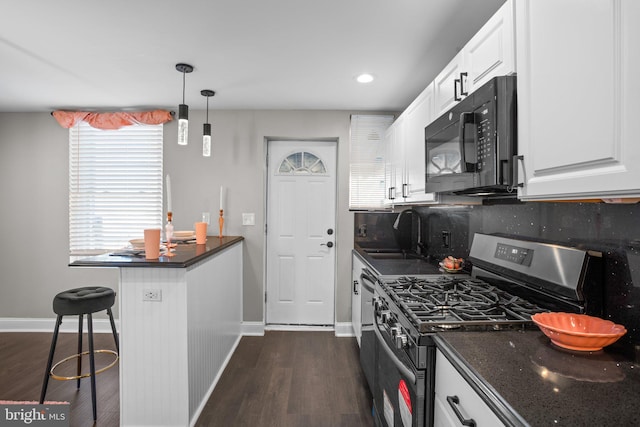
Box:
378 275 547 333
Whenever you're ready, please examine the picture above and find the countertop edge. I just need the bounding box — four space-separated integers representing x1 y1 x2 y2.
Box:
433 334 530 427
69 236 244 268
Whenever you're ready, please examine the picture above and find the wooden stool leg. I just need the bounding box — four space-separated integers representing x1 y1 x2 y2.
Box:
107 308 119 353
88 313 97 421
40 315 62 404
76 313 83 389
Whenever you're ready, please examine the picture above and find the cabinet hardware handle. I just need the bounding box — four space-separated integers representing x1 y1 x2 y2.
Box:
389 187 395 200
402 183 408 198
446 395 476 427
353 280 359 295
454 79 462 101
459 72 468 96
510 155 525 190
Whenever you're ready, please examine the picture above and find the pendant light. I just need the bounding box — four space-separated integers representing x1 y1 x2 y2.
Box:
201 89 215 157
175 63 194 146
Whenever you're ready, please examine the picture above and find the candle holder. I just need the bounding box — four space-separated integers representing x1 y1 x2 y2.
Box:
218 209 224 238
165 211 175 257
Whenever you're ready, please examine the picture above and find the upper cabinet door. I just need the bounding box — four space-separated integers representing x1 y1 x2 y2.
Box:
464 0 515 93
516 0 640 200
433 50 465 118
434 0 516 118
404 83 438 203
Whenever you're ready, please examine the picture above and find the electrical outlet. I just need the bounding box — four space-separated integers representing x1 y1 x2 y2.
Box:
143 289 162 302
202 212 211 225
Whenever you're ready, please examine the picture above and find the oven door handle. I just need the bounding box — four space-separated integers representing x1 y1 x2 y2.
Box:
360 269 377 294
373 318 416 384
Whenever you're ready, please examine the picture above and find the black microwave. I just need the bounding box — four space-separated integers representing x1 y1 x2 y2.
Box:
425 75 517 196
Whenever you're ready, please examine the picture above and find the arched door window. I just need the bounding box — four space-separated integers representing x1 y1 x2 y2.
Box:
277 151 327 175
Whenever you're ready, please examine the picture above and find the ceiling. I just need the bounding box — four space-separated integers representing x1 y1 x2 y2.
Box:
0 0 504 113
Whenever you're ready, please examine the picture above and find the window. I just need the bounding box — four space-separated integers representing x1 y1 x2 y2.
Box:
278 151 327 175
349 114 394 210
69 122 163 254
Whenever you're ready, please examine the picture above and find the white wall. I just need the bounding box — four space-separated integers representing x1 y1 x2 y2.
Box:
0 110 385 324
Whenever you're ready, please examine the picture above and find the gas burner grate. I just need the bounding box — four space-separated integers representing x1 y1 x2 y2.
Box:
379 275 547 333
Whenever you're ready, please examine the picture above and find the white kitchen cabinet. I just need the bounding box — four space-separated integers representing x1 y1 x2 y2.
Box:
516 0 640 200
434 0 516 117
403 84 438 204
384 86 438 206
434 50 466 117
434 349 505 427
351 251 367 346
383 118 404 204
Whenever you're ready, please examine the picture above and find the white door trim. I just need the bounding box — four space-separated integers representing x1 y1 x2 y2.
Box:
263 138 338 326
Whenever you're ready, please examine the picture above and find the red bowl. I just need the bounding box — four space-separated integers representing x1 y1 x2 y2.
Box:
531 312 627 351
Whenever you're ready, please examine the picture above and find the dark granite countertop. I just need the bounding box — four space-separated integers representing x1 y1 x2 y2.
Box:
434 330 640 426
70 236 243 268
353 246 450 276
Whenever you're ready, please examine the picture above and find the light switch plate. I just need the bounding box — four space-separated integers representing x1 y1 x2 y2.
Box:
242 213 255 226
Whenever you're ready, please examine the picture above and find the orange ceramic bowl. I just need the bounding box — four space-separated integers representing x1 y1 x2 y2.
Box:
531 312 627 351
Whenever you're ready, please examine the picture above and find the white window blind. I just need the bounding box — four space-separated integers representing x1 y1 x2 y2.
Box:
69 122 163 254
349 114 394 210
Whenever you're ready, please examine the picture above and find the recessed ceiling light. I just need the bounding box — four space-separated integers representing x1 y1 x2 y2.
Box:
356 73 375 83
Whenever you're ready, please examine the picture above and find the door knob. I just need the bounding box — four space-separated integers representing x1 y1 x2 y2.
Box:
321 242 334 248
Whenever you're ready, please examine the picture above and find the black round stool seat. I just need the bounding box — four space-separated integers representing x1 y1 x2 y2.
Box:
53 286 116 316
41 286 119 422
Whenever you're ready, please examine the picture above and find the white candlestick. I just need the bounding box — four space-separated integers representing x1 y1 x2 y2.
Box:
166 174 172 212
219 186 225 212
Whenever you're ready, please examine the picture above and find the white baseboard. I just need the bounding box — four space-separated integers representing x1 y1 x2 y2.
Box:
241 321 265 336
334 322 354 337
0 317 120 334
2 318 353 338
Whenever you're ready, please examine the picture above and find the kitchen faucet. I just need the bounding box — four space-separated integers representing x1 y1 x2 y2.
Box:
393 209 424 256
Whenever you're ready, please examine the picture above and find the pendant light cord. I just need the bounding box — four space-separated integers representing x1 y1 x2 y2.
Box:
206 96 209 123
182 71 186 104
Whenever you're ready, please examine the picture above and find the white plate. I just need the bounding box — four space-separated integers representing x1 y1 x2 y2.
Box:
171 234 196 242
174 230 195 238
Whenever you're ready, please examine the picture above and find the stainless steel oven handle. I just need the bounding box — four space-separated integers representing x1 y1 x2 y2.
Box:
458 112 475 173
360 268 377 292
373 318 416 384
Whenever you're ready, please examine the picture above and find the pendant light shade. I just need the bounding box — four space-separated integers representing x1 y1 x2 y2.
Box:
201 89 215 157
176 63 194 146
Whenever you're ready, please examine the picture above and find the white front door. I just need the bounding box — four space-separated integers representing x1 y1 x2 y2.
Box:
266 140 337 325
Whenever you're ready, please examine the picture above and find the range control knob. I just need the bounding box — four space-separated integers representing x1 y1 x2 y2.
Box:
390 325 401 336
380 310 391 323
395 333 408 350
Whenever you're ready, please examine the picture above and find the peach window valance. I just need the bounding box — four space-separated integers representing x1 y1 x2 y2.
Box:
52 109 173 130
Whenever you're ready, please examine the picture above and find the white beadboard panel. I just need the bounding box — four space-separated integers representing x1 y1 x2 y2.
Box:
119 267 189 426
186 243 243 421
118 241 243 427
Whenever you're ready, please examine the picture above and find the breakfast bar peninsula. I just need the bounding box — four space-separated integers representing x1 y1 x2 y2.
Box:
71 236 244 427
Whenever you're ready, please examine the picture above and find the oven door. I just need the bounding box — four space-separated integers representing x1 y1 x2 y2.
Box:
360 268 378 393
373 318 426 427
425 108 478 194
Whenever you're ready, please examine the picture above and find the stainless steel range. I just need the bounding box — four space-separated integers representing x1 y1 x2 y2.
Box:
371 233 604 427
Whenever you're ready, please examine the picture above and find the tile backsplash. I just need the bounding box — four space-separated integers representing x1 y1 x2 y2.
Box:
355 201 640 360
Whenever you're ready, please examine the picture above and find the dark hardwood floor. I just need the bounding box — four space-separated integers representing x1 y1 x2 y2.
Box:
0 330 373 427
0 331 119 426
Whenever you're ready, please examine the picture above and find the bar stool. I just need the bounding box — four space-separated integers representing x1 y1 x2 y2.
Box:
39 286 119 421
